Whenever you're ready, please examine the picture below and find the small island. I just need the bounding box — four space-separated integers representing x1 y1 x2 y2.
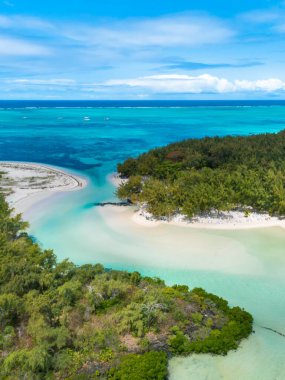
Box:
116 130 285 228
0 186 253 379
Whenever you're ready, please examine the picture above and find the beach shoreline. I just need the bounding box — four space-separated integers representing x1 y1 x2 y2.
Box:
109 173 285 231
0 161 87 214
132 206 285 230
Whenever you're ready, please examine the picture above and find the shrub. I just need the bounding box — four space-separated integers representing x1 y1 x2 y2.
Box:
108 351 168 380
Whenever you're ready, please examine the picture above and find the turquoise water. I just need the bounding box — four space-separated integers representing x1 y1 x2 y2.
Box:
1 102 285 379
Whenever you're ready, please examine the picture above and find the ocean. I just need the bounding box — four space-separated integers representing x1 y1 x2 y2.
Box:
1 100 285 379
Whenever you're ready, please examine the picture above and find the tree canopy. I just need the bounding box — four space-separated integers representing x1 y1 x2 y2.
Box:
117 130 285 217
0 188 252 379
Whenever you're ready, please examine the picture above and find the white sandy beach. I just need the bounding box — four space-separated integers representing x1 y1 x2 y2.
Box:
132 206 285 230
109 173 285 230
108 172 128 187
0 161 87 214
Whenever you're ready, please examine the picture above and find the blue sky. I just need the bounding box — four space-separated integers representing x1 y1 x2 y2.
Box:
0 0 285 99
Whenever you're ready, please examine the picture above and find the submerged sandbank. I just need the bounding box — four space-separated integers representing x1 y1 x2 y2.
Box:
97 204 264 276
0 161 87 214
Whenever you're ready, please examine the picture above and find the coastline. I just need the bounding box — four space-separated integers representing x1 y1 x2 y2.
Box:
107 172 128 187
110 173 285 230
0 161 87 214
132 207 285 230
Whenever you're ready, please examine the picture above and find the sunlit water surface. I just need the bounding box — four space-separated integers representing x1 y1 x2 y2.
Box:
1 101 285 379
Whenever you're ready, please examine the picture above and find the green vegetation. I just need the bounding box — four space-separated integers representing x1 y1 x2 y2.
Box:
117 130 285 218
108 352 168 380
0 189 253 379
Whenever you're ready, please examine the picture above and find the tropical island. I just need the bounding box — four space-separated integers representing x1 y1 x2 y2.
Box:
0 180 252 379
116 130 285 227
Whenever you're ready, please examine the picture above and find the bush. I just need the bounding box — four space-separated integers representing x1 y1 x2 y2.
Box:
108 351 168 380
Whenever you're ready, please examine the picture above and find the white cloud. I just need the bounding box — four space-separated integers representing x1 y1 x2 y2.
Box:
64 14 234 48
235 78 285 92
240 7 285 34
5 75 285 96
7 78 76 85
0 13 234 63
0 13 234 49
0 14 54 30
240 9 280 24
0 15 11 27
103 74 285 94
0 10 284 99
0 36 50 55
273 21 285 33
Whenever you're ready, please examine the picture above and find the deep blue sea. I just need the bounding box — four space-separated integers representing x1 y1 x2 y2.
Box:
1 100 285 175
1 100 285 380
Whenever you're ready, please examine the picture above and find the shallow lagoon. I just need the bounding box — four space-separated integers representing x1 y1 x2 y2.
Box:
27 175 285 380
1 102 285 379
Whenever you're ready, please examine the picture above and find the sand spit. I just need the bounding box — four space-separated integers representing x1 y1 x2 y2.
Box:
0 161 87 213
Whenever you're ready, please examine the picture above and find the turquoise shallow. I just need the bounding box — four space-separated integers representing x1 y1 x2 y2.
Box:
1 101 285 379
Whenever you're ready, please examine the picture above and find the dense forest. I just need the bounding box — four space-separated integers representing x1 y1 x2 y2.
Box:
117 130 285 218
0 190 253 379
